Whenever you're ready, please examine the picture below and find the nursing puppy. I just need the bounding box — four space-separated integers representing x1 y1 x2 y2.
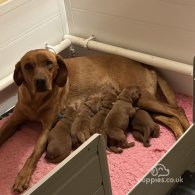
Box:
104 86 141 153
45 105 76 163
90 86 118 135
131 109 160 147
71 94 101 148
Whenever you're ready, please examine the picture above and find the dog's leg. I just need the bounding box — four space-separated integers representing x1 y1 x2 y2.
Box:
0 112 25 145
151 114 183 139
132 130 150 147
157 75 177 106
138 91 190 130
132 131 145 144
13 127 49 192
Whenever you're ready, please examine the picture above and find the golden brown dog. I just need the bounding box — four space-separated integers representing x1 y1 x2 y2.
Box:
104 86 141 153
0 50 68 192
131 109 160 147
45 105 76 163
0 49 190 192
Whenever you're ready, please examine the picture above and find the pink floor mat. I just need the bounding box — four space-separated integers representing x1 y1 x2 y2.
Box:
0 93 192 195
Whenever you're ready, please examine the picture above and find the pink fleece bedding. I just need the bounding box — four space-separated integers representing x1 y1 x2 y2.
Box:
0 93 192 195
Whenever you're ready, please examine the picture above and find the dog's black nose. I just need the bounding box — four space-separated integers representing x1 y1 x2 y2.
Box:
35 79 46 91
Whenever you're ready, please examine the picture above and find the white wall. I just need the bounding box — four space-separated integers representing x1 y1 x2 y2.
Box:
65 0 195 65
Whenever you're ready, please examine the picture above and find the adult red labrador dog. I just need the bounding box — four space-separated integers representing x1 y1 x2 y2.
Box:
0 49 190 192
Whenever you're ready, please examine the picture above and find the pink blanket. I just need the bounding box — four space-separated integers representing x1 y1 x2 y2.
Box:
0 93 192 195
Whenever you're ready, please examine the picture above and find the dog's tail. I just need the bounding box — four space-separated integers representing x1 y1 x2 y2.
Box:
157 74 177 106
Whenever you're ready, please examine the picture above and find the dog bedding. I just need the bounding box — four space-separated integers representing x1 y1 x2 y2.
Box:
0 93 192 195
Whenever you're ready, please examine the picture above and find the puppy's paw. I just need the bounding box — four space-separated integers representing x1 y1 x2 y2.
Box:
143 142 151 147
123 141 135 148
109 146 123 154
13 172 31 193
77 130 90 143
77 131 85 143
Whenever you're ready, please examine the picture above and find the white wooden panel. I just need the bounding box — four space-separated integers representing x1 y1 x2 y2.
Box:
70 0 195 31
25 134 112 195
0 84 17 115
0 15 64 80
0 0 58 46
65 0 195 65
159 69 193 96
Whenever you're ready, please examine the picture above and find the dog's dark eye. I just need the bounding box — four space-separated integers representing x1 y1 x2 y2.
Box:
24 63 33 70
45 60 53 67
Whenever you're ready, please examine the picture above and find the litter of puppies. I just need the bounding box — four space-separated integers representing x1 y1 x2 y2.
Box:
46 85 162 162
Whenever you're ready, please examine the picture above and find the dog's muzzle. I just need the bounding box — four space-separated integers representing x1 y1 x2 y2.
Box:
35 78 47 92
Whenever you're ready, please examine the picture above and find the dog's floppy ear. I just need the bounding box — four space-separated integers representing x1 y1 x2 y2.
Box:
13 61 23 86
55 55 68 87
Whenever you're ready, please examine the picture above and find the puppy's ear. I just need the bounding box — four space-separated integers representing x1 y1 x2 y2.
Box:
55 55 68 87
13 61 23 86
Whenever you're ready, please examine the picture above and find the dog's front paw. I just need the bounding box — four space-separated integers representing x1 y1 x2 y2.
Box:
13 172 31 193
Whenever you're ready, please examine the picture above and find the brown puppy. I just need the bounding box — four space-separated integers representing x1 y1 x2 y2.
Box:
71 94 101 148
131 109 160 147
90 86 118 135
104 86 141 153
0 50 189 192
45 105 76 163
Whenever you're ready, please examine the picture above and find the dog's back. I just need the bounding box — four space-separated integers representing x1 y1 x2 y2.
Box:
64 55 157 102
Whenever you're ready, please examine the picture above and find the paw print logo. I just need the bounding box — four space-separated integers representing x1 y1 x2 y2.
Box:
151 164 170 177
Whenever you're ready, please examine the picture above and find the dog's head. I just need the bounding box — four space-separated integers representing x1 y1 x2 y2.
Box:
13 49 68 93
120 86 141 103
85 95 102 114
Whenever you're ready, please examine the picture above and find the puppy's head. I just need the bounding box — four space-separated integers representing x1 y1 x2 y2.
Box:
85 95 102 113
120 86 141 102
13 49 68 93
61 106 77 120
